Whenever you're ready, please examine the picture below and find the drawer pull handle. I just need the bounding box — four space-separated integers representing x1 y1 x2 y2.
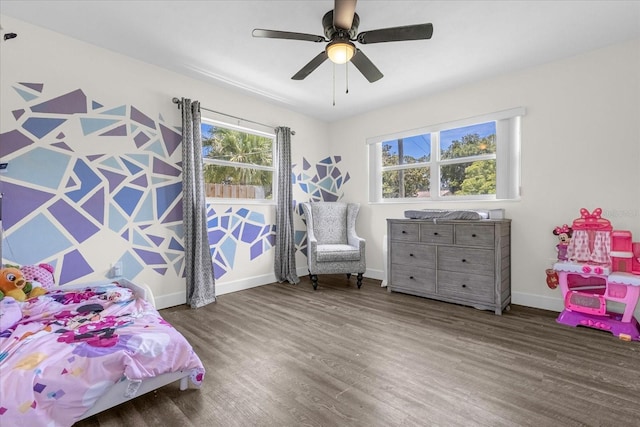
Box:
409 253 414 257
462 259 467 263
409 276 414 279
462 284 467 288
472 234 477 237
402 230 407 234
433 232 439 235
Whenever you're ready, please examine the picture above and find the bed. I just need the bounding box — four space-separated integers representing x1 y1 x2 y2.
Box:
0 278 204 426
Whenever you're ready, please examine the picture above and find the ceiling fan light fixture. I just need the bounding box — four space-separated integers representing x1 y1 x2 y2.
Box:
326 40 355 64
253 1 432 82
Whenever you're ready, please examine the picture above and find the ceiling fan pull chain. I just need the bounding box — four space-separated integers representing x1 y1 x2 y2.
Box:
346 62 349 94
332 62 336 106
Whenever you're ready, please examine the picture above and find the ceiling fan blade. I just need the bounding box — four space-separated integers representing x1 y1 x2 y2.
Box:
333 0 357 29
292 51 329 80
350 49 383 83
357 23 433 44
252 29 325 43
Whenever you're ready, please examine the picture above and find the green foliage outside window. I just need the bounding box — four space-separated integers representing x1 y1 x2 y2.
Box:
382 140 431 198
440 133 496 195
381 131 496 198
201 124 274 198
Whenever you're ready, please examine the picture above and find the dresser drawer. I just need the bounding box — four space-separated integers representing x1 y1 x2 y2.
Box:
455 224 494 247
437 246 495 276
390 267 436 294
389 222 419 242
437 271 495 304
387 218 510 315
420 224 454 245
391 243 436 268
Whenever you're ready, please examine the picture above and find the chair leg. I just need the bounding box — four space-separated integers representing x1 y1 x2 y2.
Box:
310 274 318 290
357 273 363 289
346 273 352 280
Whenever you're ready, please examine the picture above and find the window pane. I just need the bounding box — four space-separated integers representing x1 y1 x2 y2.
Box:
382 141 400 166
440 122 496 160
382 167 430 199
201 124 273 167
402 135 431 163
370 108 523 203
440 159 496 196
203 164 272 199
200 120 274 200
382 134 431 167
201 122 215 157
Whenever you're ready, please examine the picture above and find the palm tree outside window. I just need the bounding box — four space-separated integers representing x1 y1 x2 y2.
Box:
201 119 275 200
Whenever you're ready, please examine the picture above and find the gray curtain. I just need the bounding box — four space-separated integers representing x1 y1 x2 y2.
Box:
274 127 300 284
181 98 216 308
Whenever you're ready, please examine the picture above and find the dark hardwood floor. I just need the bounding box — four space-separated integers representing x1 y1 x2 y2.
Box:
75 276 640 427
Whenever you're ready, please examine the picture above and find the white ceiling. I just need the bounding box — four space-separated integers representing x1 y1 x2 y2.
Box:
1 0 639 122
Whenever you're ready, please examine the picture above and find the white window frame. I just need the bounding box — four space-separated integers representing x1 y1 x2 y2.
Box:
201 117 276 204
367 107 524 203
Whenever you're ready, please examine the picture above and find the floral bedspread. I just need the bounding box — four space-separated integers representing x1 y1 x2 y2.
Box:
0 283 204 426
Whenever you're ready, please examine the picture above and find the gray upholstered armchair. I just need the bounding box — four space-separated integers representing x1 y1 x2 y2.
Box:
301 202 366 290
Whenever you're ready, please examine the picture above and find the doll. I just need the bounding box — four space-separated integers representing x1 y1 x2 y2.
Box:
553 224 573 261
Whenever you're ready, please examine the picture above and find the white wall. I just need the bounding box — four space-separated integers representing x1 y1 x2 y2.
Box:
330 38 640 315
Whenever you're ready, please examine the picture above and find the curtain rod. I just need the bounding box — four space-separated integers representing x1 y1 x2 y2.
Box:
171 97 295 135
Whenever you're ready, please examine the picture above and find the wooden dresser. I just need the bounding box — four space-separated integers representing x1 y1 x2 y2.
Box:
386 218 511 315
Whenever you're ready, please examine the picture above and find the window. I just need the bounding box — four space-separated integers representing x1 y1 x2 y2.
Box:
201 119 275 200
368 108 524 202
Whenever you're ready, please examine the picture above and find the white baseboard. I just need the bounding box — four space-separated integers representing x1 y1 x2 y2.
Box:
216 272 278 296
366 268 385 282
154 272 278 309
297 268 387 287
295 267 385 283
366 268 387 286
511 291 563 313
155 291 187 310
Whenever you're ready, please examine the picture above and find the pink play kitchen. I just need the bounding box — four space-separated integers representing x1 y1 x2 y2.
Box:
550 208 640 341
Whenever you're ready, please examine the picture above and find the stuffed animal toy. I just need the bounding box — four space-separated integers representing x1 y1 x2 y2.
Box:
21 263 56 290
0 267 47 302
0 267 28 301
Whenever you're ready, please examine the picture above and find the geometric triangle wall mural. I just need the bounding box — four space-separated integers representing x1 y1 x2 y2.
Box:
0 83 351 284
1 83 185 283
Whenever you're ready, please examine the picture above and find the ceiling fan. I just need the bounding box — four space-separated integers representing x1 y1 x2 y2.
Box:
252 0 434 83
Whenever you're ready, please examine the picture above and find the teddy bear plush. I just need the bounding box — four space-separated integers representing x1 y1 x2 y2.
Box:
21 263 56 290
0 267 47 302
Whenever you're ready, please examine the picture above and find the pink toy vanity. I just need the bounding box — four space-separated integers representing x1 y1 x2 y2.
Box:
553 208 640 341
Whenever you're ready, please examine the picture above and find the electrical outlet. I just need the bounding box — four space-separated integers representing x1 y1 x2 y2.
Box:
111 262 123 277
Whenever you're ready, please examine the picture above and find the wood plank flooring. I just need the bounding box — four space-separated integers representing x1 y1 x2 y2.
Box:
75 276 640 426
